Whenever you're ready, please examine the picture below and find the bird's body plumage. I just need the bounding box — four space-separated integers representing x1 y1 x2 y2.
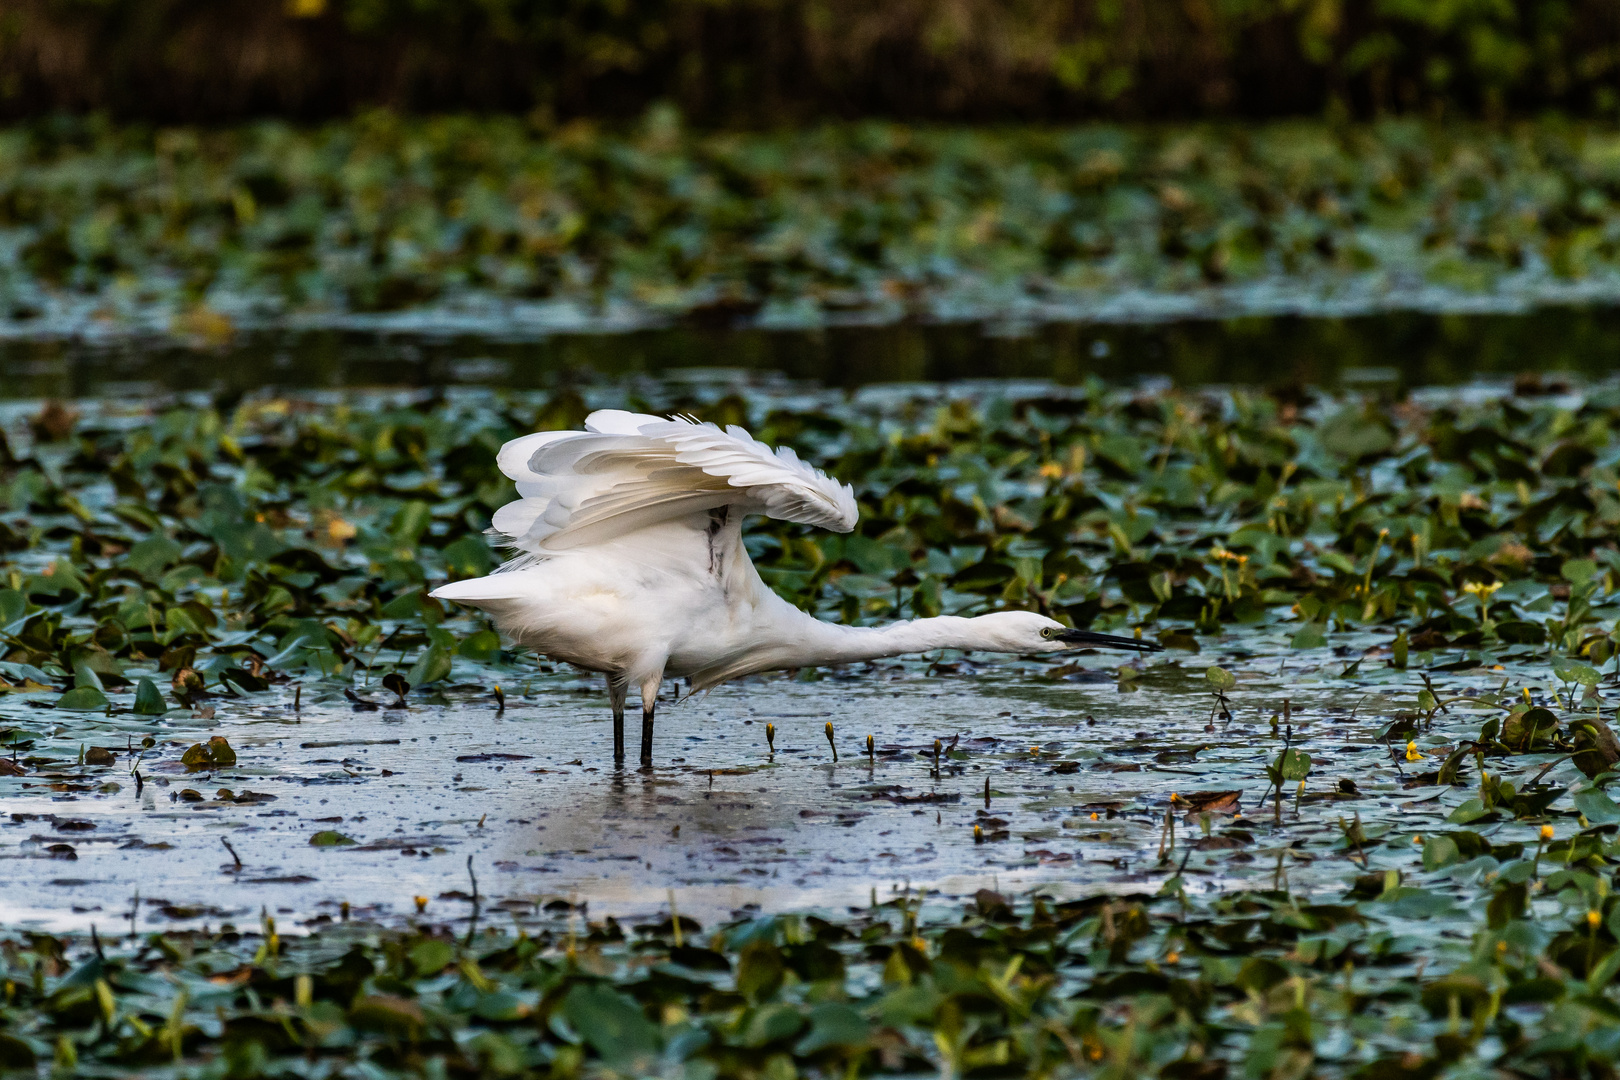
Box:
432 409 1157 765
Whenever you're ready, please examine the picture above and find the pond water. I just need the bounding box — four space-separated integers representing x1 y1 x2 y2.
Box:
0 322 1604 941
2 304 1619 399
0 624 1570 937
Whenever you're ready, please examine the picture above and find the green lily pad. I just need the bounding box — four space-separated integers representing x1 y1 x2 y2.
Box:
132 677 168 715
55 687 108 711
406 644 452 688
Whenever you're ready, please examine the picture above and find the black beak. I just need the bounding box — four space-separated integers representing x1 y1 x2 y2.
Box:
1053 628 1163 652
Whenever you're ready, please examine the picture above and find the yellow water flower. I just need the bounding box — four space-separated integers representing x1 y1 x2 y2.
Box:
1405 740 1422 762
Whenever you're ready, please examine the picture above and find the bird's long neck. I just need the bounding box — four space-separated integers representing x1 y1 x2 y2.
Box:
772 609 995 667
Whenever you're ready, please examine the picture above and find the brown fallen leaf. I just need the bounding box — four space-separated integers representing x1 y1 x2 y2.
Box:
1194 835 1247 850
30 401 78 442
1176 790 1243 815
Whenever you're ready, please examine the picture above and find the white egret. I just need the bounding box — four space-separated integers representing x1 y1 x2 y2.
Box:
431 410 1159 767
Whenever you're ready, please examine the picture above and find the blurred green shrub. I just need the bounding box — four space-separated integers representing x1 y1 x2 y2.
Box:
4 0 1620 123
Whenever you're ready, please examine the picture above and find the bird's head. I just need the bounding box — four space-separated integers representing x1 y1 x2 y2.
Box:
968 611 1161 654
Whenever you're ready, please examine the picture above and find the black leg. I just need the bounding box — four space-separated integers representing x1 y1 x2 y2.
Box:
640 704 655 767
613 705 625 765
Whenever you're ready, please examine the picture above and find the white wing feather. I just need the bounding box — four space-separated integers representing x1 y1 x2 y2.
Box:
487 410 857 554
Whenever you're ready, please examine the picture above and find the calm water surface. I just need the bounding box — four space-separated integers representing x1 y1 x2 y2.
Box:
1 306 1618 399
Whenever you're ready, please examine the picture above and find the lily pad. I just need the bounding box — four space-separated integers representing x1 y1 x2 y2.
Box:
55 687 107 711
132 678 168 715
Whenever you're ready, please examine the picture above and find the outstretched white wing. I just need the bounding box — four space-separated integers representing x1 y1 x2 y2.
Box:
488 409 858 554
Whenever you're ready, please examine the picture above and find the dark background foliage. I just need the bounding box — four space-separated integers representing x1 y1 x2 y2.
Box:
6 0 1620 124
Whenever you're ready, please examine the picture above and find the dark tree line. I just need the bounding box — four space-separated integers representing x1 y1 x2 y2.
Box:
4 0 1620 123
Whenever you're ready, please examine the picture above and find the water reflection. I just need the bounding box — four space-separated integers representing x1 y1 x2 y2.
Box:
1 304 1618 399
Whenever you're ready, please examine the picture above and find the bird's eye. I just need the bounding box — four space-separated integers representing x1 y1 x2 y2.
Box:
1040 627 1054 639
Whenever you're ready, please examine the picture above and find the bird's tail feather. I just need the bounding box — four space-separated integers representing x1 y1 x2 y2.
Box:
430 576 525 604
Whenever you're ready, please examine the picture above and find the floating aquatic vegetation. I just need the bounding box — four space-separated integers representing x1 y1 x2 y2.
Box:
0 375 1613 725
8 119 1620 340
2 870 1620 1078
